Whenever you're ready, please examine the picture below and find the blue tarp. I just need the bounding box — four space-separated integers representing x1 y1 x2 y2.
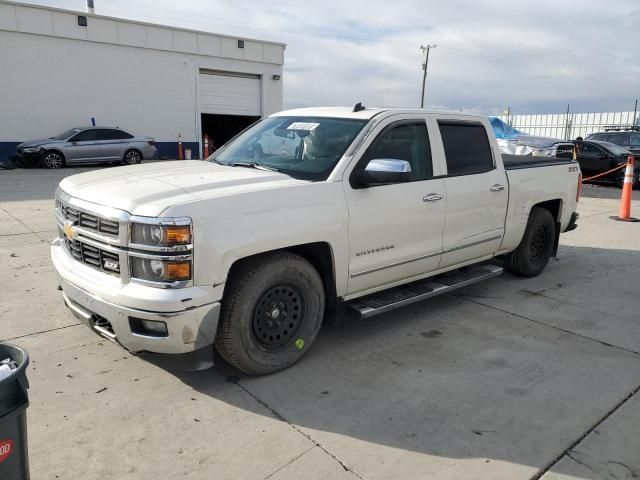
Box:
488 117 522 139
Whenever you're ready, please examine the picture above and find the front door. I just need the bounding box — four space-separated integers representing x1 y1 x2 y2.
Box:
576 142 607 175
66 129 103 163
434 119 508 267
344 116 446 296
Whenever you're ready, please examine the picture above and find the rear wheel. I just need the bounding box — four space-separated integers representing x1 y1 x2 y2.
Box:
42 151 64 169
505 207 556 277
215 251 325 375
123 149 141 165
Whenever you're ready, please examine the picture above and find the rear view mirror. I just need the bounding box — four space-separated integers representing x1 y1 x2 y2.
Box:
273 128 294 138
357 159 412 186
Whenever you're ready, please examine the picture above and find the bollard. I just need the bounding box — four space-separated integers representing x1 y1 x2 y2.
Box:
611 156 638 222
177 133 184 160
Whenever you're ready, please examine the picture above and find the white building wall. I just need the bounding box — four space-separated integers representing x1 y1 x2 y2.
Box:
0 1 284 159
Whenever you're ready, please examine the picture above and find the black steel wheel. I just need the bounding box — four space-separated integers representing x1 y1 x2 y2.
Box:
506 207 556 277
252 285 304 348
215 251 325 375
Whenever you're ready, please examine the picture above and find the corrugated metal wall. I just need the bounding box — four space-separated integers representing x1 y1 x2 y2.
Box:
498 111 639 140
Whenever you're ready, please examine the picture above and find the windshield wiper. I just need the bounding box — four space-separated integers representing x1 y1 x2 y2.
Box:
228 162 280 172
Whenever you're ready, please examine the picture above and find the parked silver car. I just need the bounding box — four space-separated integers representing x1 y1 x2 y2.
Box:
14 127 157 168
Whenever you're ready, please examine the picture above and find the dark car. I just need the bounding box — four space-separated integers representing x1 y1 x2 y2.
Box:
535 140 638 188
586 129 640 156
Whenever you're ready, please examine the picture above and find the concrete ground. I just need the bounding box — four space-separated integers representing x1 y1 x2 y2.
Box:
1 166 639 480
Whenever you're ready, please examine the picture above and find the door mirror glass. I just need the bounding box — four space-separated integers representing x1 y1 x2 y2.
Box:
358 159 412 186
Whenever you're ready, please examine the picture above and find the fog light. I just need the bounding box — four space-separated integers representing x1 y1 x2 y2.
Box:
129 317 168 337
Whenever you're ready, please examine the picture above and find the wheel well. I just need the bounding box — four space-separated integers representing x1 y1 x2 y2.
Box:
45 149 65 160
532 199 562 256
283 242 337 311
227 242 337 312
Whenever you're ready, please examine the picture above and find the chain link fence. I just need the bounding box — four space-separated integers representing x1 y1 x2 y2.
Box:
498 111 639 140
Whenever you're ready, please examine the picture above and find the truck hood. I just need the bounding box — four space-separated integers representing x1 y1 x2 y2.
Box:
58 161 309 217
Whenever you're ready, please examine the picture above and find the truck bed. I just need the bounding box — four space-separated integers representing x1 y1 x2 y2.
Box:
502 154 576 170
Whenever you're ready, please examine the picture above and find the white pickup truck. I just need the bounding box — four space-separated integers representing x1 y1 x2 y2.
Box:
51 107 581 375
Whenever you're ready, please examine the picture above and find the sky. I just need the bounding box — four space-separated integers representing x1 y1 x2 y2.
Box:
14 0 640 115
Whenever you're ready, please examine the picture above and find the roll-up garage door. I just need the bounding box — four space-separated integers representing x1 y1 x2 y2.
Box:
199 71 261 116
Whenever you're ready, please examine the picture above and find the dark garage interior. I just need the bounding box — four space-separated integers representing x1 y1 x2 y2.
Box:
201 113 260 156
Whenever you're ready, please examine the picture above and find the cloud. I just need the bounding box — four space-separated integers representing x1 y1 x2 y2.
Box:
18 0 640 114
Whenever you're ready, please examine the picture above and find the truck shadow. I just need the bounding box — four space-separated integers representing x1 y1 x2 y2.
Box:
160 244 640 476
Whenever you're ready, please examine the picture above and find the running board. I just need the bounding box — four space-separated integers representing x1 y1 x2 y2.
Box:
347 264 503 319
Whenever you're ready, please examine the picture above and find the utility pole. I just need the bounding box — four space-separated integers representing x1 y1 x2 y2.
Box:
420 44 436 108
633 99 638 128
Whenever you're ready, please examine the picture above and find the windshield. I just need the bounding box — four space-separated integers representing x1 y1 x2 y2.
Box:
51 128 82 140
211 116 367 180
599 141 631 156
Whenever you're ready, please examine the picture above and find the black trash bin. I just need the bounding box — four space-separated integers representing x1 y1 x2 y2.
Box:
0 343 30 480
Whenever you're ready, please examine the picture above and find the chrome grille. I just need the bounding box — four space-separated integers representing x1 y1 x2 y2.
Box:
63 237 121 275
61 204 120 236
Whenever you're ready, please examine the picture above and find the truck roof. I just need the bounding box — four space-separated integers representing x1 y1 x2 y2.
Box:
272 107 483 120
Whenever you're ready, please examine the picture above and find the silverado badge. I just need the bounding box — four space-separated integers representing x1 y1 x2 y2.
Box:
63 220 78 240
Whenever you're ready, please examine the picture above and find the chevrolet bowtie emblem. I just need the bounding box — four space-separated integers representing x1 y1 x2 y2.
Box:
63 220 78 240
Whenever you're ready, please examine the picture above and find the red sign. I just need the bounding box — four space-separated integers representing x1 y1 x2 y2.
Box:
0 440 13 463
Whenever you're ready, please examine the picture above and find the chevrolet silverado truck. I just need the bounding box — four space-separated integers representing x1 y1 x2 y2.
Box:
51 107 581 375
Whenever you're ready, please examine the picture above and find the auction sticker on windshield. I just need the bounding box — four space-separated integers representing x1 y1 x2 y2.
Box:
287 122 320 131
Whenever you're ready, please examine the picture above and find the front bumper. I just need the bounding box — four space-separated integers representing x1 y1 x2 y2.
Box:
12 150 43 168
52 238 221 354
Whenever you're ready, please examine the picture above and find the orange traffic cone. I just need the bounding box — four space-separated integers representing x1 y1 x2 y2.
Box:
177 133 184 160
203 134 209 159
611 156 638 222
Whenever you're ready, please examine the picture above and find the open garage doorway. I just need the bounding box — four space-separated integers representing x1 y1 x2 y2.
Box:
198 70 262 158
200 113 259 157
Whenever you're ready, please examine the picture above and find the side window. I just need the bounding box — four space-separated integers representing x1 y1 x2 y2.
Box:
438 122 494 176
629 133 640 147
108 129 133 140
363 122 433 181
93 129 114 141
69 130 98 142
579 142 602 154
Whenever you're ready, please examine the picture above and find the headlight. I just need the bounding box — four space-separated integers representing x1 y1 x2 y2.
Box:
23 146 43 153
130 257 192 282
131 221 191 246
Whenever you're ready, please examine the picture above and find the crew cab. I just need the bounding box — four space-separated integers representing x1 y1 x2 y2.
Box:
51 107 581 375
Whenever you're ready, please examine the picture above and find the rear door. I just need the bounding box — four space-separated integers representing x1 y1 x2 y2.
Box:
344 115 446 295
99 129 133 161
433 118 508 267
66 129 103 162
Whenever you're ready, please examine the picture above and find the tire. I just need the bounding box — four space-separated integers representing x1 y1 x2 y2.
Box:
215 251 325 375
123 149 142 165
42 151 65 169
505 207 556 277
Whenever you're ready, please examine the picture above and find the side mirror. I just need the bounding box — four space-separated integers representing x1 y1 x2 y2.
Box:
357 159 412 186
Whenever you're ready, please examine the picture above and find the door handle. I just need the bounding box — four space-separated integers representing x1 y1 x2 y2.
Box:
423 193 444 202
490 184 505 192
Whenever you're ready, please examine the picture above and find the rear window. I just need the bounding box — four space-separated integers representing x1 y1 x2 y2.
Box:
438 122 494 175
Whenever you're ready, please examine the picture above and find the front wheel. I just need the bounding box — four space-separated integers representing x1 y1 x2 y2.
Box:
215 251 325 375
42 151 64 169
505 207 556 277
